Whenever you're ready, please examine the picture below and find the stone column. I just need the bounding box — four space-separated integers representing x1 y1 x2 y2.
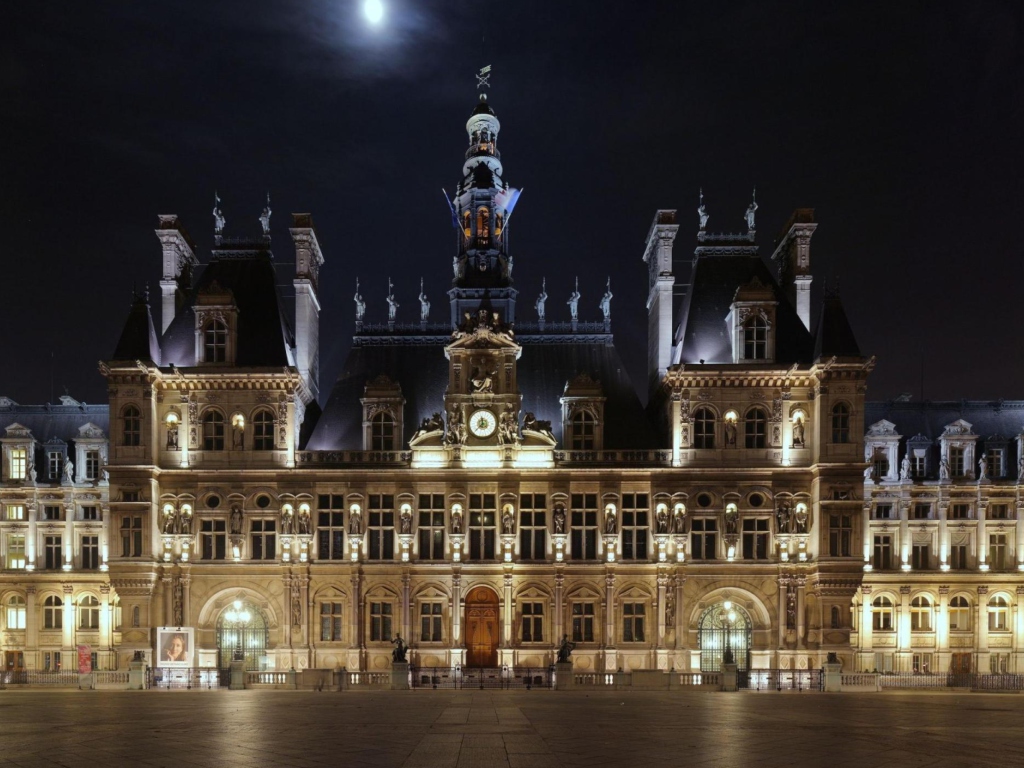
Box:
1016 504 1024 566
898 585 911 671
299 575 310 649
99 584 112 651
282 575 294 647
25 586 37 669
401 573 411 642
656 573 668 649
350 573 362 669
899 501 909 569
977 586 990 671
62 584 75 651
977 502 988 569
162 575 173 626
796 578 806 649
603 571 616 671
938 503 949 569
502 572 514 647
181 573 191 628
451 572 462 648
778 578 789 649
860 587 873 667
553 573 564 643
861 504 871 565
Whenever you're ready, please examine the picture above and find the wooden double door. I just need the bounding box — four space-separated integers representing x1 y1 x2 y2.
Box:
465 587 499 667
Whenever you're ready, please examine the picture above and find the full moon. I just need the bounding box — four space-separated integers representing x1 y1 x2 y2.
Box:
364 0 384 24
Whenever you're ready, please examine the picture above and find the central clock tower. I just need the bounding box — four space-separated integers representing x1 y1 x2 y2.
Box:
443 309 522 451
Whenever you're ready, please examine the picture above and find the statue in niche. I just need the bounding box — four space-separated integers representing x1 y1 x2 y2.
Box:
553 506 566 534
353 279 366 321
259 193 271 236
725 510 738 535
297 506 311 535
167 425 179 450
535 278 548 321
418 278 430 321
673 507 686 534
599 278 613 321
786 591 796 629
163 508 176 534
794 506 808 533
348 510 362 535
725 421 737 447
451 509 463 534
792 419 805 447
697 188 709 231
178 509 191 535
655 507 669 533
501 507 514 534
292 597 302 627
281 509 293 535
604 509 617 534
230 505 244 535
776 501 791 533
470 367 496 394
399 507 413 534
567 278 580 321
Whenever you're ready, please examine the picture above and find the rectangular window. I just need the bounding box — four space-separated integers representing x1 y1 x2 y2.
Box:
872 535 892 570
989 534 1007 571
911 503 931 520
317 496 347 561
572 602 595 643
48 451 63 480
6 505 25 521
250 519 277 560
84 451 100 481
44 652 62 671
122 491 141 503
987 449 1004 478
81 536 99 570
872 449 889 479
320 602 343 642
367 495 395 561
911 544 930 570
989 504 1010 520
828 515 852 557
43 505 62 521
949 544 968 570
201 519 227 560
949 504 971 520
518 494 547 561
913 653 933 674
949 447 965 477
120 516 143 557
370 602 392 642
45 535 62 570
9 448 27 481
874 504 893 520
6 534 26 569
570 493 598 560
623 603 646 642
911 452 926 478
520 601 543 643
469 494 497 561
742 518 770 560
990 654 1010 674
420 602 443 643
6 599 26 629
621 494 649 561
691 518 718 559
417 494 446 561
81 506 100 521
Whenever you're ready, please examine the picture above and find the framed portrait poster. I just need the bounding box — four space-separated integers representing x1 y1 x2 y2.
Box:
156 627 194 668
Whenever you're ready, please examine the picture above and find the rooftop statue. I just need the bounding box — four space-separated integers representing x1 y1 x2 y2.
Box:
259 192 271 235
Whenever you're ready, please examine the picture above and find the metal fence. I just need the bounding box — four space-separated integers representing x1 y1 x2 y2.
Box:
149 668 225 690
2 670 81 687
879 672 1024 690
740 669 823 691
410 666 552 690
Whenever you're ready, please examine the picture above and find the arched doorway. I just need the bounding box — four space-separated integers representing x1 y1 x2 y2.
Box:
698 602 753 671
465 586 499 667
216 600 269 670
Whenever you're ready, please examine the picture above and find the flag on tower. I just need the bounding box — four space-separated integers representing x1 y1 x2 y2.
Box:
494 187 522 216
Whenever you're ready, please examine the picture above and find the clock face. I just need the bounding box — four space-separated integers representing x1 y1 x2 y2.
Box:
469 409 497 438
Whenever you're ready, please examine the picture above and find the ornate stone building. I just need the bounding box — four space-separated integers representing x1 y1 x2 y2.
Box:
2 90 1021 677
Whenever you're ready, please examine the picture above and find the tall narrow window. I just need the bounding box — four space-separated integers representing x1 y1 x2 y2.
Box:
690 518 718 559
417 494 446 561
989 596 1009 631
744 407 767 449
253 410 275 451
518 494 547 561
201 520 227 560
742 315 768 359
43 596 63 630
476 206 490 238
572 602 595 643
48 451 63 480
203 410 225 451
623 603 646 642
120 515 143 557
45 535 62 570
469 494 497 561
872 535 892 570
370 412 395 451
871 448 889 479
84 450 100 481
910 596 932 631
121 405 142 447
986 448 1004 478
9 448 27 480
948 596 970 630
620 494 649 561
742 518 770 560
81 536 99 570
570 493 598 560
370 602 392 641
693 407 716 449
317 495 346 561
949 544 968 570
911 543 930 570
872 596 893 631
6 596 26 630
830 403 850 444
320 603 343 641
367 495 395 561
520 602 543 643
989 534 1007 571
420 603 443 642
250 519 277 560
79 596 100 630
828 514 852 557
570 410 596 450
6 534 26 569
204 320 227 363
948 446 965 477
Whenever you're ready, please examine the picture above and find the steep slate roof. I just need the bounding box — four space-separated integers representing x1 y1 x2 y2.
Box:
813 296 861 360
111 295 162 364
0 399 110 442
673 251 815 365
865 401 1024 444
307 336 655 451
160 248 294 368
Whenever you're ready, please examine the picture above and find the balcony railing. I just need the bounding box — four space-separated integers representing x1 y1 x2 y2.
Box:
297 450 412 467
554 450 673 466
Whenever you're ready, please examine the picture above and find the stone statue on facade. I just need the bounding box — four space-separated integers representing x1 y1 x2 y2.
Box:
386 278 399 321
230 505 243 535
900 454 911 481
502 507 514 534
535 278 548 321
522 412 553 435
259 193 271 236
451 509 463 534
775 501 791 533
556 634 576 663
348 510 362 535
599 277 613 321
163 508 176 534
725 421 737 447
567 278 580 321
391 635 408 663
604 508 617 534
655 507 669 533
178 508 191 535
725 510 738 535
978 454 988 480
794 506 808 533
353 279 366 321
697 188 709 231
673 507 686 534
281 508 293 535
298 506 311 535
553 506 566 534
213 192 226 234
745 189 758 231
470 367 496 394
418 278 430 321
939 458 951 480
792 418 805 447
400 507 413 534
499 406 518 445
62 459 74 484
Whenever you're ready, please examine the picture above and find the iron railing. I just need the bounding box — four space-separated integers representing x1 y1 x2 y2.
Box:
149 667 224 690
740 669 823 691
879 672 1024 690
410 666 552 690
2 670 80 686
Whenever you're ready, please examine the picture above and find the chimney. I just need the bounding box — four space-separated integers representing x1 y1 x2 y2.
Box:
155 215 198 334
643 210 678 397
771 209 816 331
289 214 324 401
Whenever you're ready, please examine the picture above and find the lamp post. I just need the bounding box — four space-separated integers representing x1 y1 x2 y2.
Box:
722 600 736 666
224 599 252 665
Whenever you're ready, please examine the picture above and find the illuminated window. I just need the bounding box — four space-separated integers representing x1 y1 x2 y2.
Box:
476 206 490 238
6 596 26 630
6 504 25 521
369 602 392 642
570 494 598 560
420 602 443 643
370 411 395 451
910 596 932 631
744 407 767 449
570 410 596 450
417 494 446 561
469 494 497 561
317 495 346 561
621 494 649 561
6 534 26 569
520 601 543 643
830 403 850 444
989 595 1009 631
202 410 225 451
43 596 63 630
122 406 141 447
948 446 965 477
84 450 100 481
949 596 970 630
252 410 275 451
367 495 395 561
9 448 27 480
250 518 277 560
871 596 893 631
203 320 227 363
693 407 716 449
48 451 63 480
742 315 768 359
78 595 100 630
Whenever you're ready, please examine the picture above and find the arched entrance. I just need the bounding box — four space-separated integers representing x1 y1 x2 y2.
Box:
698 602 753 671
216 600 269 670
465 586 499 667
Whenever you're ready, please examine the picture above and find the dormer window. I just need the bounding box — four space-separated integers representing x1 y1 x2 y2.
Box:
122 405 141 447
570 410 596 450
949 446 965 477
871 448 889 479
204 320 228 363
743 316 768 360
371 411 396 451
9 448 27 481
47 451 63 480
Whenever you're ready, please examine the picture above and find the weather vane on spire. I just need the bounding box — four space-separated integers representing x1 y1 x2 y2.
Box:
476 64 492 94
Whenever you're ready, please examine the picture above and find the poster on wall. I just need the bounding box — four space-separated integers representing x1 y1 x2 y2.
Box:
156 627 195 668
77 644 92 674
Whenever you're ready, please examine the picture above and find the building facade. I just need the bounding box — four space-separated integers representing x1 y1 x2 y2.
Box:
2 92 1021 677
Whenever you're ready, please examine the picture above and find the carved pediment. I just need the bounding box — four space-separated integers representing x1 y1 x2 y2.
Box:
732 276 777 304
446 310 521 353
4 423 33 439
563 373 603 397
363 374 402 398
78 422 105 439
942 419 974 437
867 419 899 437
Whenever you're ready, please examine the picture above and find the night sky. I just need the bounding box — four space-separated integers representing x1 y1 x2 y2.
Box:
3 1 1022 408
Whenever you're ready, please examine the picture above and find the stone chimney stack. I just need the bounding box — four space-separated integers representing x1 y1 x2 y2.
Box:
643 210 679 397
155 215 198 334
289 213 324 401
771 209 817 331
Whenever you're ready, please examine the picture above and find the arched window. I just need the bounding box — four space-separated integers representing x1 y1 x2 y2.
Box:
371 411 395 451
476 207 490 238
571 410 596 450
949 596 970 630
78 595 100 630
693 407 716 449
988 595 1009 631
6 595 26 630
744 407 767 449
43 595 63 630
202 410 225 451
252 409 275 451
132 605 141 628
204 319 228 363
910 596 932 631
872 596 893 631
122 405 141 447
742 315 768 360
831 403 850 444
830 605 841 629
462 210 471 237
111 595 122 629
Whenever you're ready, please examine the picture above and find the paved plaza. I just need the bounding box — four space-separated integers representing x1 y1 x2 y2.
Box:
0 689 1020 768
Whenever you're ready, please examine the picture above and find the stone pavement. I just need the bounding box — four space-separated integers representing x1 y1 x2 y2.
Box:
0 689 1020 768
